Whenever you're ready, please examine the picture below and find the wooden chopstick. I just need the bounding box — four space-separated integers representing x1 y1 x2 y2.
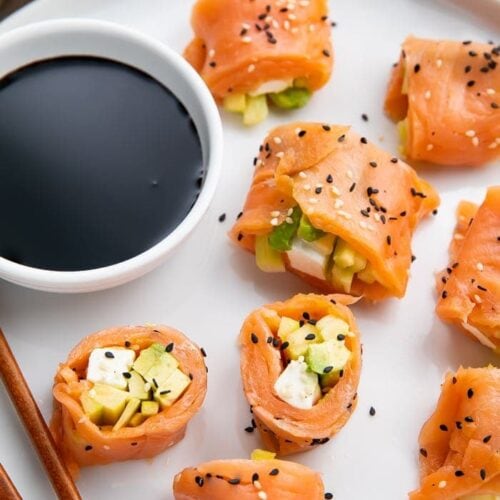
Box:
0 329 81 500
0 464 22 500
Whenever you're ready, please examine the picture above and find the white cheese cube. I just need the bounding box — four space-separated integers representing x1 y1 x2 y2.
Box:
286 238 329 281
87 348 136 390
248 79 293 96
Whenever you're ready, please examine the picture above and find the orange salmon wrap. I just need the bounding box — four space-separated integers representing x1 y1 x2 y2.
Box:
409 366 500 499
436 187 500 352
385 36 500 166
184 0 332 100
50 325 207 477
239 293 361 456
173 458 325 499
229 122 439 300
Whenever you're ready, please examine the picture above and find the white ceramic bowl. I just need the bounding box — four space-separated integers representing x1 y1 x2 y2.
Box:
0 19 223 293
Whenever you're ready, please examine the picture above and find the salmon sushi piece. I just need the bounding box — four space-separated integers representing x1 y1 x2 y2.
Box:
436 187 500 351
184 0 332 124
385 37 500 166
230 122 439 300
239 293 361 456
173 455 325 499
409 366 500 499
50 325 207 477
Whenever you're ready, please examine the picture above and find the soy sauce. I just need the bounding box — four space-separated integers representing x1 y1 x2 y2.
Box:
0 57 204 271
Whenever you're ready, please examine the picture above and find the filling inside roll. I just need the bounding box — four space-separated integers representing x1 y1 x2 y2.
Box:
71 343 192 430
256 206 380 294
272 309 354 409
223 79 311 125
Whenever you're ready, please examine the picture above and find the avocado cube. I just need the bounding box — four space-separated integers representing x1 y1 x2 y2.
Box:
243 95 268 126
154 369 191 409
223 93 246 113
269 87 311 109
357 263 377 284
128 412 146 427
331 264 355 293
141 400 160 417
144 352 178 387
320 370 341 389
316 315 350 342
311 234 336 256
80 391 104 425
297 215 325 242
305 340 351 376
333 239 357 269
127 370 150 400
284 324 321 360
255 234 285 273
251 449 276 461
113 397 141 431
132 343 164 378
277 317 300 340
268 206 302 252
90 383 130 425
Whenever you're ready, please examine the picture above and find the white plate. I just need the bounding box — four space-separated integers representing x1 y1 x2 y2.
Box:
0 1 497 499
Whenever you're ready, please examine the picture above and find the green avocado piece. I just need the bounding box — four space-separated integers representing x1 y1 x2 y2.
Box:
128 412 146 427
284 324 321 360
255 234 286 273
154 369 191 409
316 315 350 341
89 383 130 425
297 215 325 242
243 95 268 126
320 370 341 389
113 397 141 431
277 317 301 340
144 352 179 387
132 343 165 378
80 391 104 425
127 370 150 400
305 340 351 377
357 263 377 284
333 239 357 269
331 264 355 293
269 87 311 109
223 93 246 113
141 400 160 417
268 207 302 252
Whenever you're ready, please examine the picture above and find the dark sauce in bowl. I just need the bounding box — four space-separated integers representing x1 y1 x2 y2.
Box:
0 57 203 271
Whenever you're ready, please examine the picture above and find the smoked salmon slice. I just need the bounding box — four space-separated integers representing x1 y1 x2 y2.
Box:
239 293 361 456
50 325 207 477
229 122 439 300
184 0 332 124
436 187 500 351
385 37 500 166
173 457 325 499
409 366 500 499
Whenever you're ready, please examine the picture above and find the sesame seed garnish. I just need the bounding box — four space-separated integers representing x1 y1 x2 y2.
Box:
361 114 368 121
334 199 344 209
280 341 289 350
360 137 368 144
299 171 307 179
208 49 215 58
303 184 311 191
322 49 331 57
472 137 479 146
486 88 495 95
228 478 240 485
315 187 323 194
251 333 259 344
270 217 279 226
209 61 217 68
276 151 284 159
248 64 256 73
420 448 428 457
464 65 472 73
195 476 204 487
424 90 431 100
414 63 421 73
456 421 462 429
237 232 244 241
331 185 340 196
308 197 318 204
480 469 486 480
369 161 377 168
436 59 443 68
85 445 93 451
104 351 114 359
442 291 448 299
468 50 477 57
467 80 475 87
258 492 267 500
438 481 447 488
426 143 434 151
386 235 392 245
325 494 333 500
244 426 254 433
218 213 226 223
349 182 356 192
483 435 492 443
439 424 448 431
369 406 376 416
305 333 316 340
455 470 464 477
269 468 279 476
465 130 476 137
298 130 307 137
338 134 346 143
273 137 282 145
337 210 352 220
323 366 333 374
165 342 174 353
271 210 280 217
285 217 294 224
123 372 131 379
474 294 482 303
464 416 474 423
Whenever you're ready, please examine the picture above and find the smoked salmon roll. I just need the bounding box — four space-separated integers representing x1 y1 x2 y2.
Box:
173 453 326 499
409 366 500 500
230 122 439 300
239 293 361 456
50 325 207 476
385 37 500 166
184 0 332 125
436 187 500 351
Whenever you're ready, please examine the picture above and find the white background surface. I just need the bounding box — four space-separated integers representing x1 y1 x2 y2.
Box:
0 1 498 499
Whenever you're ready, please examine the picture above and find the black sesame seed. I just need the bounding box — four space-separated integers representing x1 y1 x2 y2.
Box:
251 333 259 344
349 182 356 192
218 213 226 222
237 211 243 219
462 40 472 45
464 416 474 423
361 113 368 121
468 50 478 57
124 341 131 348
419 448 428 458
322 125 331 131
492 102 499 109
273 338 280 348
152 378 159 389
159 389 171 395
439 424 448 431
244 426 254 433
337 134 346 143
189 373 194 381
386 235 392 245
315 187 323 194
303 312 310 320
326 174 333 183
464 65 472 73
400 211 407 217
228 478 240 485
269 468 279 476
369 161 378 168
85 445 93 451
483 435 492 443
131 442 138 446
480 469 486 480
237 232 244 241
195 476 204 487
360 137 368 144
322 49 331 57
323 366 333 374
452 376 457 384
325 494 333 500
467 80 475 87
280 341 289 350
122 372 131 379
467 388 474 399
104 351 114 359
390 157 398 163
456 421 463 429
414 63 421 73
477 285 487 292
298 130 307 137
442 291 448 299
305 333 316 340
455 470 464 477
252 473 259 482
369 406 376 416
200 347 207 357
165 343 174 353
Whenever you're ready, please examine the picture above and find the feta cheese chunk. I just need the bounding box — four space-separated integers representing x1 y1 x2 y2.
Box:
286 238 330 281
274 357 321 409
248 79 293 96
87 348 136 390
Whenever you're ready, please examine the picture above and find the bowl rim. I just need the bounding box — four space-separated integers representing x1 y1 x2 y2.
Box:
0 18 223 292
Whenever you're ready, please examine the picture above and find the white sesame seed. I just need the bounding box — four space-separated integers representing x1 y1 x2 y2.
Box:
303 184 311 191
486 88 495 95
308 24 316 32
299 171 307 179
488 142 497 149
346 170 354 179
272 20 280 29
424 90 431 100
208 49 215 58
308 197 318 204
242 36 252 44
276 151 284 159
270 218 279 226
287 3 296 10
476 262 484 271
287 208 294 216
248 64 256 73
472 137 479 146
359 221 368 229
337 210 352 220
299 0 310 6
258 492 268 500
286 217 294 224
295 127 302 135
291 27 299 34
78 416 87 424
254 480 262 490
496 138 500 144
334 199 344 209
284 20 291 30
273 136 282 144
436 59 443 68
474 294 482 304
103 445 111 450
271 210 280 217
465 130 476 137
366 224 375 231
438 481 447 489
426 144 434 151
265 15 272 23
330 186 340 196
241 22 251 30
374 213 381 222
453 233 464 240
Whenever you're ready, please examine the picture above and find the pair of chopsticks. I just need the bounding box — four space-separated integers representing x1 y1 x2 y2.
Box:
0 329 81 499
